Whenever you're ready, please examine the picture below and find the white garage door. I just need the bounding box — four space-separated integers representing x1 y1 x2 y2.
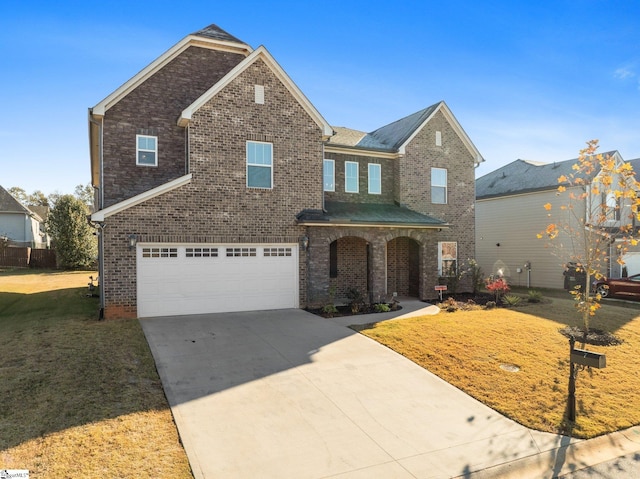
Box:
137 244 299 317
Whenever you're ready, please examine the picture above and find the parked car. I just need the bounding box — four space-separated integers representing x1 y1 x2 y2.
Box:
593 274 640 299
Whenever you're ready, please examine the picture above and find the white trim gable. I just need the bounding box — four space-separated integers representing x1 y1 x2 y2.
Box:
91 36 252 118
398 101 484 166
91 174 192 221
178 45 334 138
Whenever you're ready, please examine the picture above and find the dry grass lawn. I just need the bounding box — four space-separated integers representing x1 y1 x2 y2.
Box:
0 269 192 478
355 294 640 439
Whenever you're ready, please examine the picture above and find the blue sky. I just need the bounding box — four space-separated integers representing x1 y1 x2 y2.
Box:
2 0 640 196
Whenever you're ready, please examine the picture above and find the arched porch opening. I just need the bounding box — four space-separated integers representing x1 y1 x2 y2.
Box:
329 236 369 301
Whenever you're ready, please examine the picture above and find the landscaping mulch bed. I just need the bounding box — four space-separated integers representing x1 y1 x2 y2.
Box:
306 303 402 318
559 326 624 346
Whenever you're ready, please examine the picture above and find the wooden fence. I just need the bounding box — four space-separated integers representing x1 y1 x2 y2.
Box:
0 247 57 269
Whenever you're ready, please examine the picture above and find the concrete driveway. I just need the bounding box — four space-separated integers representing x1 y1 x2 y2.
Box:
140 304 638 479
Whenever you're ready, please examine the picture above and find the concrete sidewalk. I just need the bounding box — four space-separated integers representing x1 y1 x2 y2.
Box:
140 300 640 478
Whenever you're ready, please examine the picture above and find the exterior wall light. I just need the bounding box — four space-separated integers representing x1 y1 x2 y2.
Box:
300 235 309 251
128 234 138 250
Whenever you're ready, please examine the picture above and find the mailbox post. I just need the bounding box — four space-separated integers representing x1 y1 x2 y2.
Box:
567 337 606 422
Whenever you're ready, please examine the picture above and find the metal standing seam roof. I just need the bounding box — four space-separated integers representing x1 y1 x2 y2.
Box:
475 152 621 200
297 201 447 227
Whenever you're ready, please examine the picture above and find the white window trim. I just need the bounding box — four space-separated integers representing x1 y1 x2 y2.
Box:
345 161 359 193
431 167 448 204
438 241 457 276
246 140 273 189
323 159 335 192
368 163 381 195
136 134 158 167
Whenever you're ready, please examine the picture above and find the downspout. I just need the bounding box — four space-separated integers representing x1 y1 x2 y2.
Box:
89 113 105 317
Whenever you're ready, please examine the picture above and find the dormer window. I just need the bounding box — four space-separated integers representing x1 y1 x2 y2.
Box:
136 135 157 166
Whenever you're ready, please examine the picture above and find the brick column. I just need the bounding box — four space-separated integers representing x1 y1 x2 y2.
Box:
368 238 387 303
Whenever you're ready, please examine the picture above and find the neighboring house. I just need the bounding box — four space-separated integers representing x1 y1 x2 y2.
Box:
0 185 50 249
89 24 483 319
475 152 638 290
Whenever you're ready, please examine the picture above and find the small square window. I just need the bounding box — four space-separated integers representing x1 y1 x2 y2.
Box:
345 161 359 193
247 141 273 189
323 159 335 192
137 135 157 166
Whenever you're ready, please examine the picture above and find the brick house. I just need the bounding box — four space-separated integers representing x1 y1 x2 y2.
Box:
89 24 483 319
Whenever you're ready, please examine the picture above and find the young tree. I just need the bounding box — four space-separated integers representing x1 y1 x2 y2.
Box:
47 194 97 269
74 183 94 210
539 140 640 335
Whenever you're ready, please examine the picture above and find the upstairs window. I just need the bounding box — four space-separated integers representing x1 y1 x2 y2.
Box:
323 159 335 192
345 161 359 193
601 191 621 221
368 163 381 195
247 141 273 189
137 135 157 166
431 167 447 204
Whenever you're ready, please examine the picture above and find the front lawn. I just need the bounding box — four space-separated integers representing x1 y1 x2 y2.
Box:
0 269 192 478
355 294 640 439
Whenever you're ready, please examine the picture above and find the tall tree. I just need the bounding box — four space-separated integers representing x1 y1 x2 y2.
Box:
47 195 97 269
539 140 640 335
74 183 94 210
7 186 27 206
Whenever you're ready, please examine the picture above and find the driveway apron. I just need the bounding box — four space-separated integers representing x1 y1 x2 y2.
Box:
140 307 566 479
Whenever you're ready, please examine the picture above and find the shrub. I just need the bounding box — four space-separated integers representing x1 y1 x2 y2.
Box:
485 277 510 302
374 303 391 313
502 294 521 307
443 297 458 312
467 259 484 295
485 301 497 309
322 304 338 317
346 288 365 314
527 290 543 303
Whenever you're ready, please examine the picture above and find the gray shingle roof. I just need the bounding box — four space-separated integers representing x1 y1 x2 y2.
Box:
327 102 442 152
297 201 446 227
476 152 620 199
0 185 29 214
192 24 247 45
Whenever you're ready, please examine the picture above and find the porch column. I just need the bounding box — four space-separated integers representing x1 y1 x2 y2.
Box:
368 238 387 303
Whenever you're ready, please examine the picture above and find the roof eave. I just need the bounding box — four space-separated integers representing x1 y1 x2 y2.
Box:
324 144 401 159
91 34 252 118
297 220 449 229
178 45 333 137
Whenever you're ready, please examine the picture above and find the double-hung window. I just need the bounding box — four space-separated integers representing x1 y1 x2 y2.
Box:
368 163 381 194
438 241 458 276
431 167 447 204
323 159 335 192
247 141 273 189
345 161 359 193
136 135 157 166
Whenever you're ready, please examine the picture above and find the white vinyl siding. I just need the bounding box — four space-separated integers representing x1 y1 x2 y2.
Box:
368 163 381 195
345 161 359 193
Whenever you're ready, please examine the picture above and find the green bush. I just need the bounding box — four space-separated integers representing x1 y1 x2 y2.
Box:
527 290 543 303
502 294 522 307
374 303 391 313
322 304 338 317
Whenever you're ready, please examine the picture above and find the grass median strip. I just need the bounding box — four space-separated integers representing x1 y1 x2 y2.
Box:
0 269 192 478
354 295 640 439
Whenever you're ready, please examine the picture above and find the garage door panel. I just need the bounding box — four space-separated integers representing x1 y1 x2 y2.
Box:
137 244 298 317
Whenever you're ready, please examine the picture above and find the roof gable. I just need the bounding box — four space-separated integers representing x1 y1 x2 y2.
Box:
326 101 484 164
90 24 252 117
0 185 31 214
178 46 333 137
